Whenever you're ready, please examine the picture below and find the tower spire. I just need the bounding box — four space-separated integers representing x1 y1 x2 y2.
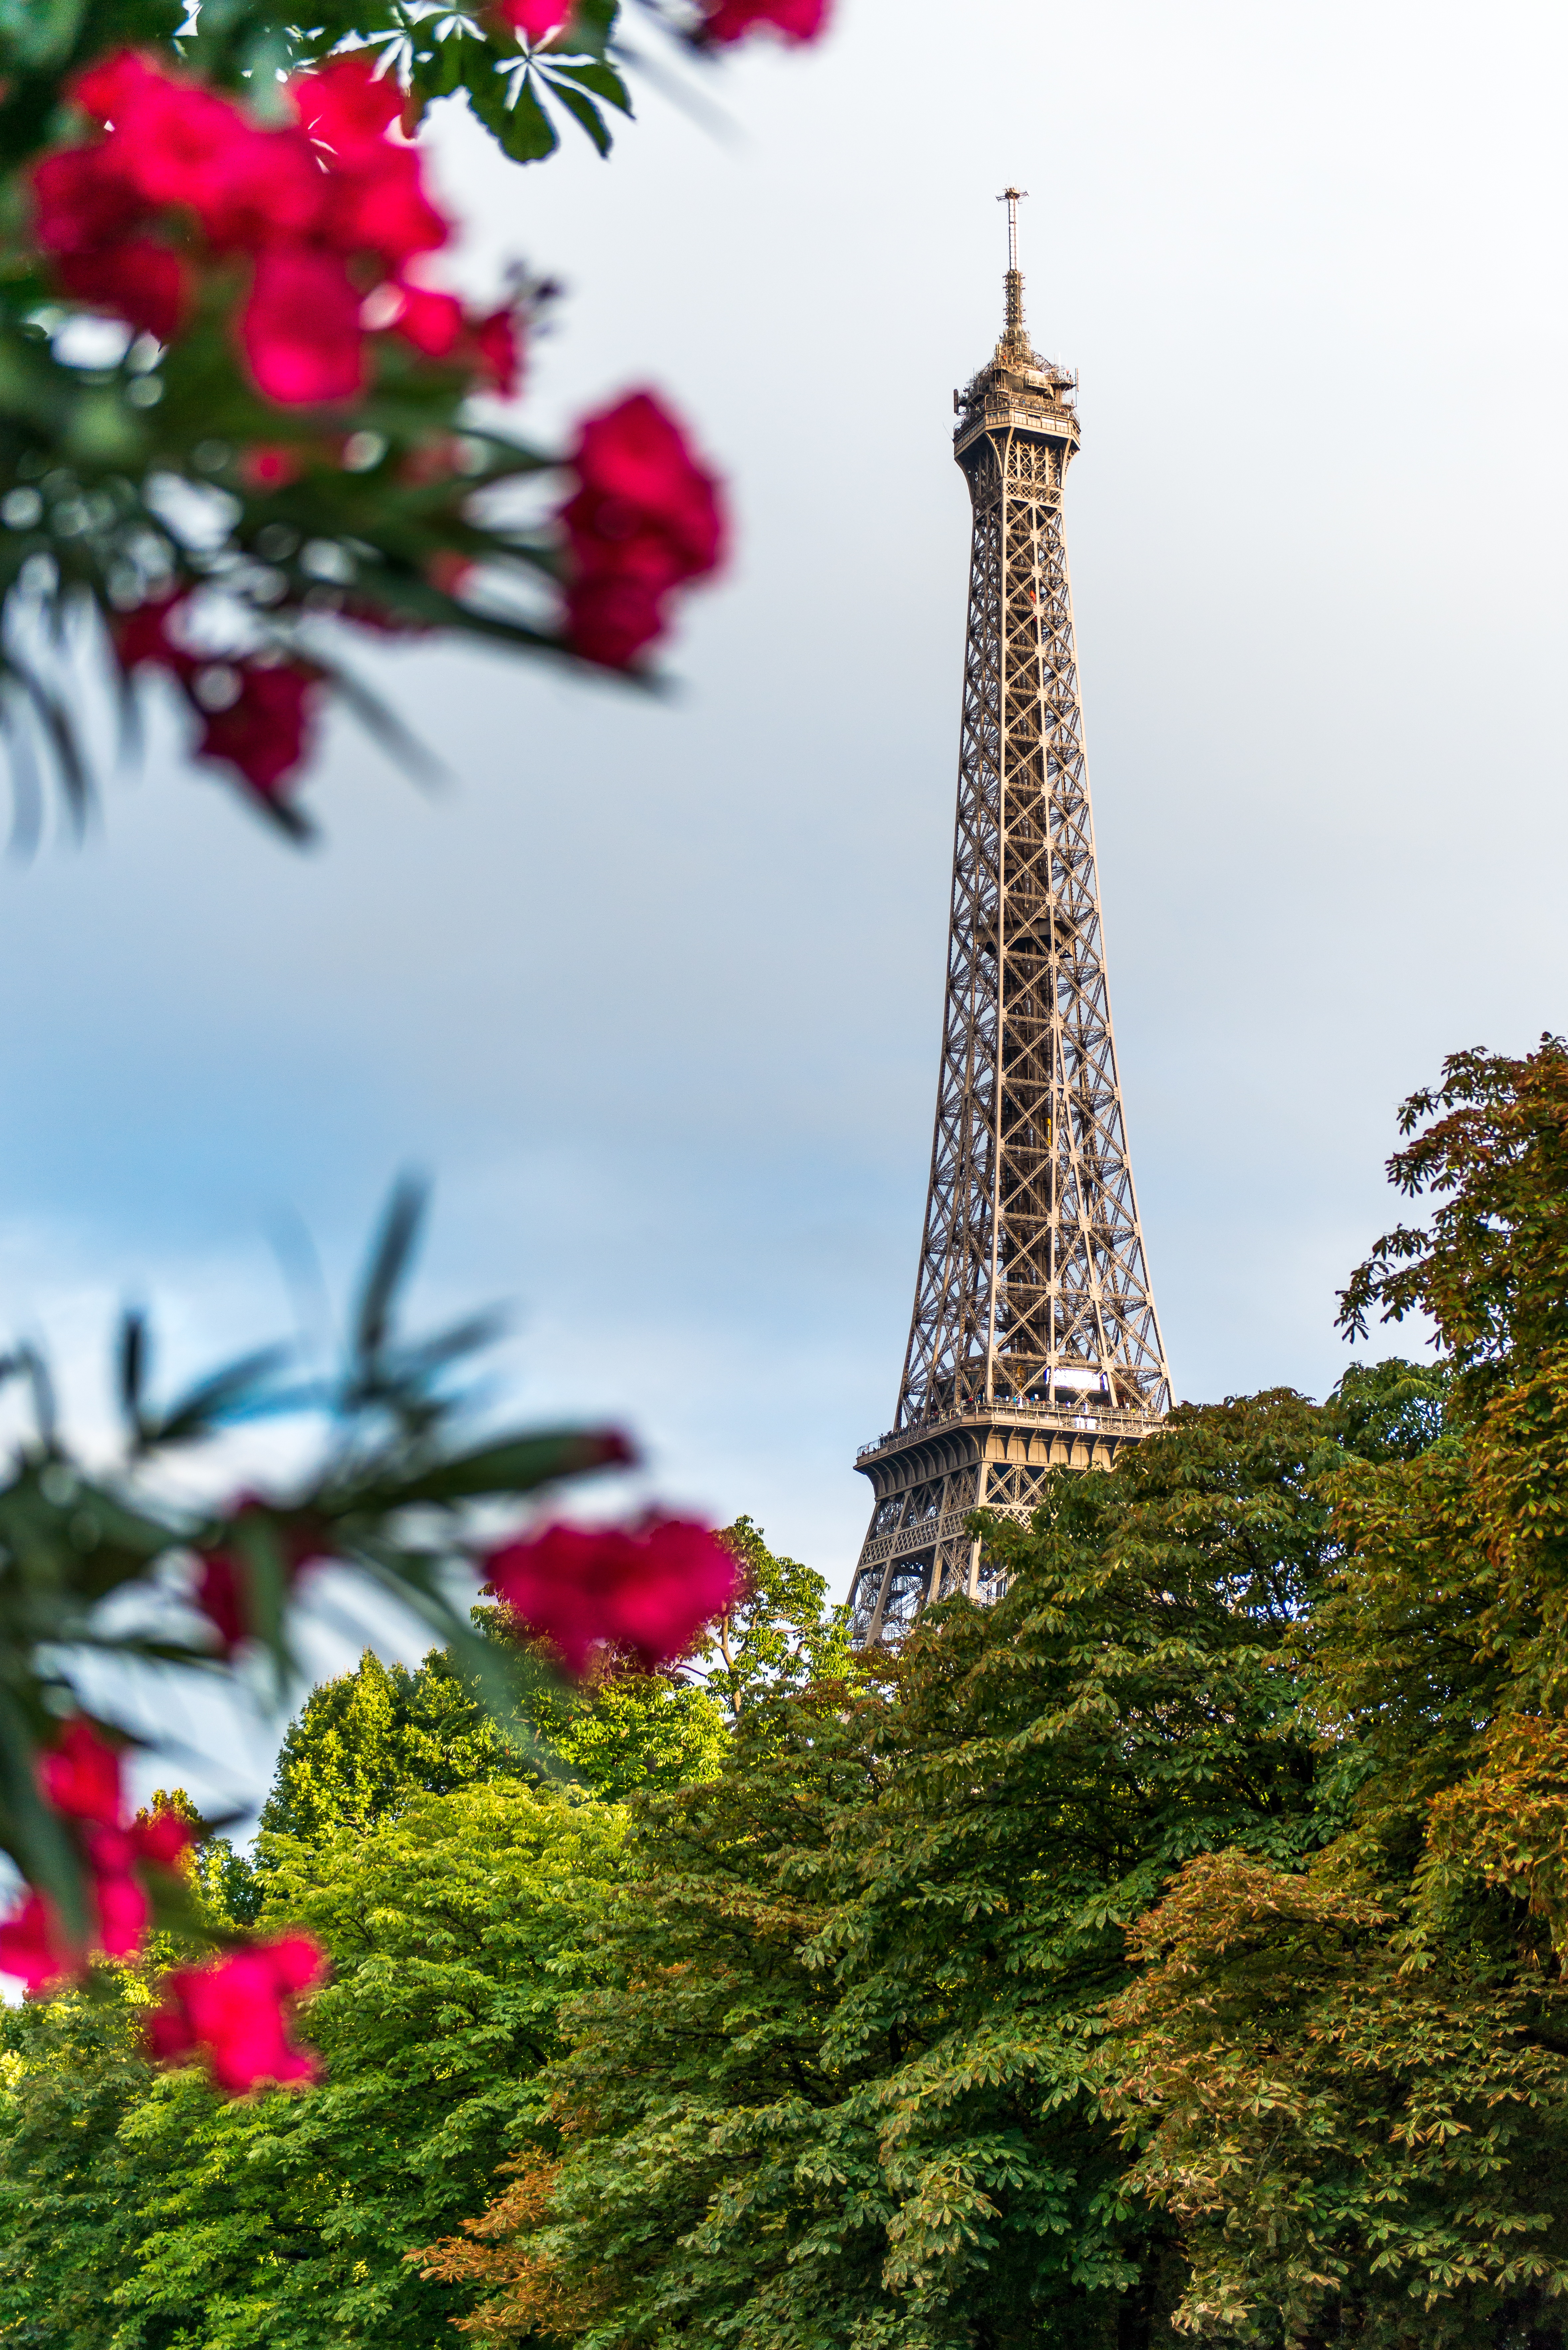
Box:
998 184 1028 344
847 213 1170 1648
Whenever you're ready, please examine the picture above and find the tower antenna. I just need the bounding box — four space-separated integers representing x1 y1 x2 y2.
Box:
997 184 1027 272
997 185 1028 338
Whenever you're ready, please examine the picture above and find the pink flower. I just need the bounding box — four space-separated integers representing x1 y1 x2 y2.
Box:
483 1513 741 1677
0 1728 198 1993
113 599 322 802
191 1506 331 1654
561 573 668 669
33 50 478 413
40 1720 124 1829
113 591 192 678
291 54 404 155
83 1829 150 1961
0 1894 75 1997
495 0 573 41
193 1552 248 1652
393 282 466 360
241 246 366 405
31 141 144 253
569 391 724 580
239 443 305 490
145 1935 327 2095
55 235 187 341
558 391 725 668
195 660 321 799
701 0 830 39
134 1809 197 1873
473 307 522 397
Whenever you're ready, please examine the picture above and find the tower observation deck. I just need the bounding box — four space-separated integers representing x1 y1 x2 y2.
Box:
847 192 1170 1647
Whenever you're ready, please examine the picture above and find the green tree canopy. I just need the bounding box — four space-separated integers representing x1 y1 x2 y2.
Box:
0 1779 623 2349
427 1379 1440 2348
1107 1040 1568 2347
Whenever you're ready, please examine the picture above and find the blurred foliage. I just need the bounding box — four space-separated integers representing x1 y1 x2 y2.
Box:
0 1 634 175
0 0 727 832
0 1176 628 1957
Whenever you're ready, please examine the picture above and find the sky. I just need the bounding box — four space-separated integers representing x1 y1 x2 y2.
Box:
4 0 1568 1803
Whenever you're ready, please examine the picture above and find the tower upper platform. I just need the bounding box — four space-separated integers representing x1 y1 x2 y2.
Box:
953 269 1080 465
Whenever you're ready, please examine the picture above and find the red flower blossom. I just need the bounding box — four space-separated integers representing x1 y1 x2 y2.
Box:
192 1552 248 1653
32 141 142 253
559 391 724 668
32 50 486 410
701 0 830 40
324 138 448 273
145 1935 327 2095
195 660 321 799
0 1727 197 1993
135 1808 198 1873
83 1828 152 1961
192 1506 331 1654
0 1894 75 1996
40 1718 124 1829
239 443 305 491
483 1513 741 1677
241 245 365 406
114 598 321 801
473 307 521 397
291 54 404 155
393 282 465 360
495 0 573 41
113 591 191 677
55 235 187 341
561 572 668 669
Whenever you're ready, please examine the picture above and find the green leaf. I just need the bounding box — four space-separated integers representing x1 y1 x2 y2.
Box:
545 55 633 113
139 1345 295 1451
538 72 613 155
374 1427 634 1508
351 1175 426 1382
468 66 559 164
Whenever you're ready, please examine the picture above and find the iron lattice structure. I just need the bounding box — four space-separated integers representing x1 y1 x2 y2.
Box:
849 196 1171 1646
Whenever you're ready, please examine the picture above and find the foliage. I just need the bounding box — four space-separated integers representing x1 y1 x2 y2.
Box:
686 1512 854 1718
255 1628 727 1849
0 1776 624 2349
419 1384 1431 2348
1103 1041 1568 2347
0 1177 628 1964
257 1645 532 1845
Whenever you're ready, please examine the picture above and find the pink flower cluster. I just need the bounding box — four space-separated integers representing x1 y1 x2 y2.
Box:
0 1721 193 1994
561 390 725 667
491 1 828 47
32 51 518 406
702 0 831 41
483 1512 741 1676
494 0 573 37
0 1717 327 2096
145 1935 327 2095
114 594 321 801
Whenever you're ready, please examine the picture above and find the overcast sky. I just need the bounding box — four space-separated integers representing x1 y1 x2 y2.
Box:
5 0 1567 1777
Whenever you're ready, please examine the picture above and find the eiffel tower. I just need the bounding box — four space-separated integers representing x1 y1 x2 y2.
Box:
848 192 1171 1646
